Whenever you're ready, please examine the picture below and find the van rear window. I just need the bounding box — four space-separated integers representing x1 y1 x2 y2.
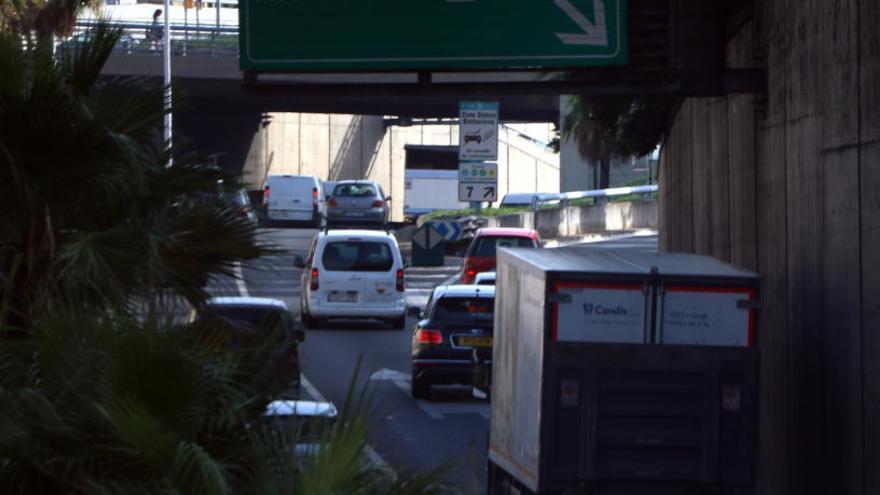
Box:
322 241 393 272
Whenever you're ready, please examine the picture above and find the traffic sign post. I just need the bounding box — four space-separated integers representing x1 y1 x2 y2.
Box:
411 223 445 267
459 183 497 202
458 153 498 204
240 0 627 72
459 102 499 162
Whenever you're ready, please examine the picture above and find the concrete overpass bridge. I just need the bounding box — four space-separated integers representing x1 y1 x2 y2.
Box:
76 8 561 177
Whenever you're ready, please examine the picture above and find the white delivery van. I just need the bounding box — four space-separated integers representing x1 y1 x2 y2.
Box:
295 229 407 329
263 175 325 227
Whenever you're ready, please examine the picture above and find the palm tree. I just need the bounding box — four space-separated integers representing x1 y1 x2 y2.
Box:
0 24 271 328
1 0 100 40
560 93 679 190
0 310 448 494
0 24 450 495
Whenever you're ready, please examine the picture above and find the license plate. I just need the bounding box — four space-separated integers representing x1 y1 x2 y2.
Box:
457 336 493 347
328 291 358 303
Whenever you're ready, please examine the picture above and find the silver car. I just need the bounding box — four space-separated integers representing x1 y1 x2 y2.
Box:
326 180 390 227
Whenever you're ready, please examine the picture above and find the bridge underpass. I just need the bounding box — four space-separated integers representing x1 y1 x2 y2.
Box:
101 49 562 179
78 3 880 493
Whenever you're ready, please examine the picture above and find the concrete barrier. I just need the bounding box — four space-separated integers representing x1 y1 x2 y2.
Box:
488 200 657 238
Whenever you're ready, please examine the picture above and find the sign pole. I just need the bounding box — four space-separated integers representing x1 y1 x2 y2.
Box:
163 0 172 166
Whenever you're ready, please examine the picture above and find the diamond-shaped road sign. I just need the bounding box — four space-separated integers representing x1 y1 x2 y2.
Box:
411 223 445 267
413 224 443 250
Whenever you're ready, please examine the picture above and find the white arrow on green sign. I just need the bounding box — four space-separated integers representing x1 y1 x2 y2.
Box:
241 0 628 71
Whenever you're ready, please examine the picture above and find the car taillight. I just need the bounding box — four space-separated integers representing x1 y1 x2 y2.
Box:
328 199 338 208
262 186 270 206
312 187 318 211
372 200 384 208
416 329 443 344
310 268 319 291
462 262 477 283
396 269 405 292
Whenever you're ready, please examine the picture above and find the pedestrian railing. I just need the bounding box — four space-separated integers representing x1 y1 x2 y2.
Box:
68 20 239 58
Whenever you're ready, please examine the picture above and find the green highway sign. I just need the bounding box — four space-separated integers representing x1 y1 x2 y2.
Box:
240 0 627 72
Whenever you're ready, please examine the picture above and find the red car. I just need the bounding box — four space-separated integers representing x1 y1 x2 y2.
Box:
461 228 541 284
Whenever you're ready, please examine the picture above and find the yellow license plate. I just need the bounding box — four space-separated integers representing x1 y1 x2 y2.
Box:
458 336 493 347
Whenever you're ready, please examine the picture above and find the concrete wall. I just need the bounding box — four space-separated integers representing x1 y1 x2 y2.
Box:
244 115 560 221
658 3 880 493
487 200 657 239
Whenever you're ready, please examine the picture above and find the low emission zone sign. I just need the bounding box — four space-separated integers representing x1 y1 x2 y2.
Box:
240 0 628 71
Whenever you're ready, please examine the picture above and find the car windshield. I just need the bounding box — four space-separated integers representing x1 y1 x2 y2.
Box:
470 236 537 257
333 183 377 197
433 296 495 323
322 241 393 272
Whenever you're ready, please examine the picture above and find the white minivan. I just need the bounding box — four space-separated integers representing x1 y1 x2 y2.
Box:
263 175 325 227
296 230 407 329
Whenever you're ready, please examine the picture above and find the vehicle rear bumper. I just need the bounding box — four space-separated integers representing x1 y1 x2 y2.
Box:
307 298 406 319
326 210 385 225
412 359 492 386
268 209 319 222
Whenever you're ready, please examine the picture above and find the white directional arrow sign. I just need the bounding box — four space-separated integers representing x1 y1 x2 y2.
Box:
554 0 608 46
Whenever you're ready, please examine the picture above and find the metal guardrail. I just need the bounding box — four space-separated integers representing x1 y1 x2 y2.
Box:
69 20 239 57
535 184 658 209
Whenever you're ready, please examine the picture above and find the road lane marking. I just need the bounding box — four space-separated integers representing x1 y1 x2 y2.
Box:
370 368 489 420
300 374 327 402
302 373 395 479
234 261 250 298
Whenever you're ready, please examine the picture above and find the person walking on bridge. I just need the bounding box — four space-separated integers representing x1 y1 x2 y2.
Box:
147 9 164 51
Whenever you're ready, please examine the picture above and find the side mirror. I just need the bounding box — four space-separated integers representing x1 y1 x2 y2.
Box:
406 306 421 318
402 257 410 269
385 196 392 202
293 256 306 269
325 195 331 201
293 328 306 343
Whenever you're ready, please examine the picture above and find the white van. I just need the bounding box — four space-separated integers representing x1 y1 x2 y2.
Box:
296 230 407 329
263 175 325 227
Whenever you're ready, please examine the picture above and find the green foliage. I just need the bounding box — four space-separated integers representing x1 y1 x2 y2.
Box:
0 312 448 494
0 24 450 494
0 24 273 327
1 0 101 39
560 93 678 188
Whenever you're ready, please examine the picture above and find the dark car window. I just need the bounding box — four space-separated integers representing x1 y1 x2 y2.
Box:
333 183 377 198
322 241 393 272
198 307 287 331
468 236 537 257
432 296 495 323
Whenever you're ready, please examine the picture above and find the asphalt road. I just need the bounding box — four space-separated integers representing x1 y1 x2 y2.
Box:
209 227 660 494
208 227 485 492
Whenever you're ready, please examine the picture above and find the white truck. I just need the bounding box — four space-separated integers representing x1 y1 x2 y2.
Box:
488 245 760 495
404 169 467 218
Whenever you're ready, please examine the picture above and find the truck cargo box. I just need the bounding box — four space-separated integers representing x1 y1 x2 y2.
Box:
488 245 759 495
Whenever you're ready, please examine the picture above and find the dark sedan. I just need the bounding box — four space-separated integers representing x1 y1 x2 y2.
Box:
410 285 495 400
190 297 305 393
